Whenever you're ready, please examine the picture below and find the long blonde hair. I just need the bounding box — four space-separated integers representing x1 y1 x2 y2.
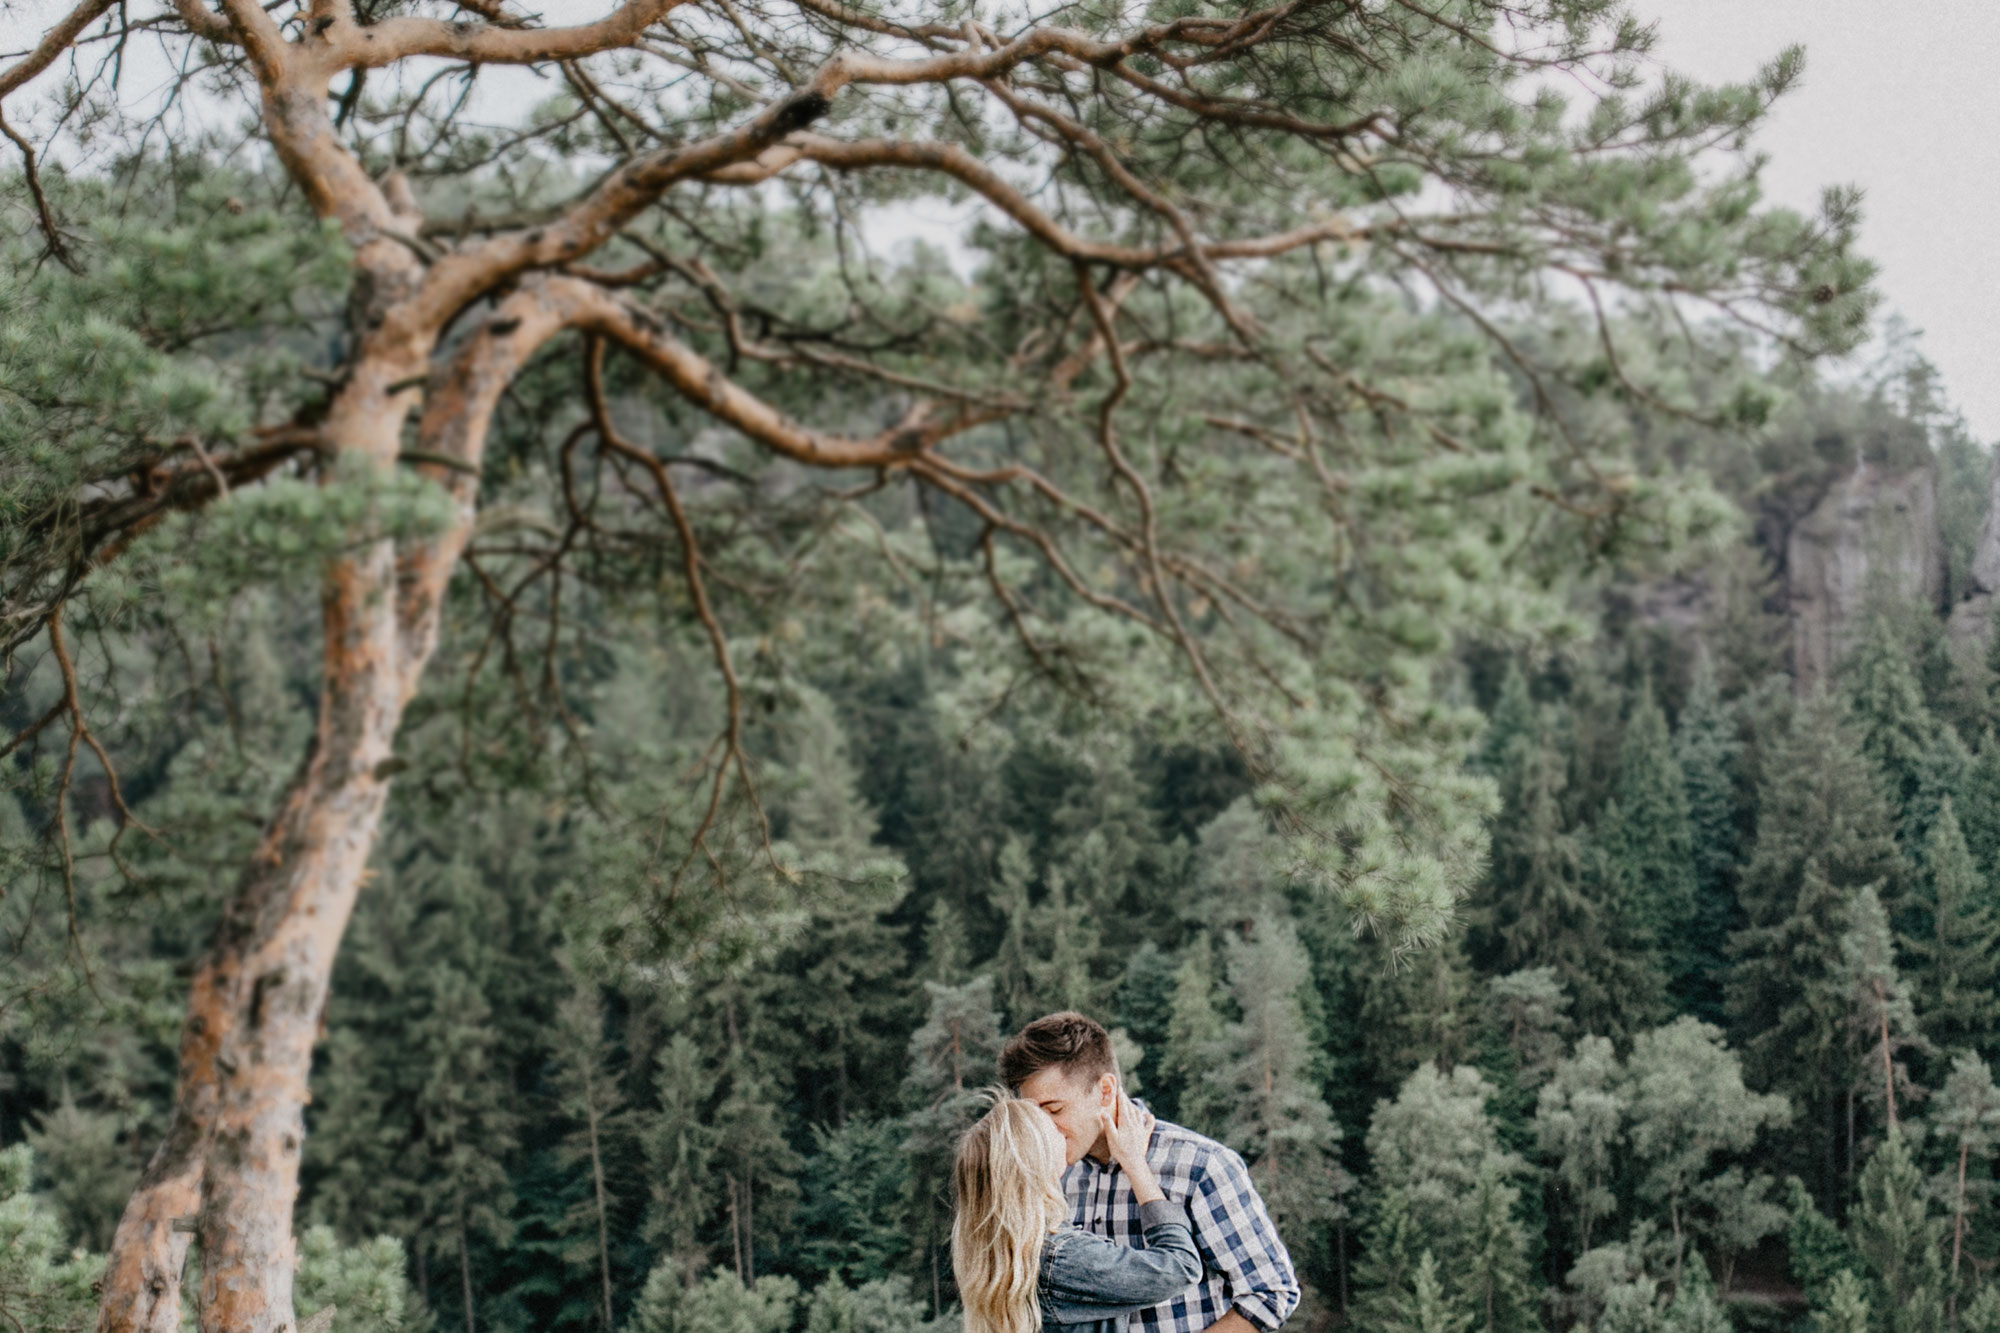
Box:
952 1091 1070 1333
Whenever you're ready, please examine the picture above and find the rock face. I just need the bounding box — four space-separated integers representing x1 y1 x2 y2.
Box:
1786 462 1945 692
1949 460 2000 660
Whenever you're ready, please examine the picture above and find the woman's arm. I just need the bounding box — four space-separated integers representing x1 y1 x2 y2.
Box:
1043 1202 1205 1313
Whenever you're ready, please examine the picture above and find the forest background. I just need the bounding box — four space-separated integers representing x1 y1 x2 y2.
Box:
2 3 1995 1333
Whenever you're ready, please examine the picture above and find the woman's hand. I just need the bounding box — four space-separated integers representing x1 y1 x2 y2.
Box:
1097 1090 1163 1204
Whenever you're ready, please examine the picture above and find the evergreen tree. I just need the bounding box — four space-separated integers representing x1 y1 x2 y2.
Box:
1836 885 1928 1143
1603 687 1700 1003
1674 654 1742 1023
901 978 1003 1315
918 900 972 987
1478 662 1537 778
709 1041 803 1283
1785 1176 1859 1315
1932 1055 2000 1322
986 838 1036 1025
1538 1036 1626 1258
1366 1064 1534 1331
1623 1018 1790 1291
548 984 635 1332
1818 1271 1874 1333
1406 1252 1472 1333
1114 944 1180 1109
795 1119 910 1285
1845 615 1940 831
1850 1133 1947 1333
1487 741 1614 1027
0 1145 100 1333
1353 1188 1423 1333
1959 737 2000 892
642 1036 719 1268
1162 941 1231 1136
1023 867 1107 1017
1212 916 1352 1301
1728 693 1902 1201
1911 798 2000 1058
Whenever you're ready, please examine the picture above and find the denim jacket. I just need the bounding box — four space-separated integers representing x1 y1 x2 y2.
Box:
1038 1199 1204 1333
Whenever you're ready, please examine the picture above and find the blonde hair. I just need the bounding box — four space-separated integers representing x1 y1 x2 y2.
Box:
952 1091 1069 1333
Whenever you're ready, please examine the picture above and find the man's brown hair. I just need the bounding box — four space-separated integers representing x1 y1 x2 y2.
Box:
999 1011 1119 1090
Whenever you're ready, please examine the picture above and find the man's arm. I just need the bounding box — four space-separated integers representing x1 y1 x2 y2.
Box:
1184 1147 1301 1331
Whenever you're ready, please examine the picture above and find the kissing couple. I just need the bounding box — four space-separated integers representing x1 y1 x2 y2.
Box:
953 1012 1301 1333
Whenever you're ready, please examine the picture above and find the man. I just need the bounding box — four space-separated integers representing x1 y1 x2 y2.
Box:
1000 1012 1300 1333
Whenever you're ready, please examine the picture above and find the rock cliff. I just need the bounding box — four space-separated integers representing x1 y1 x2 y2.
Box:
1784 462 1945 692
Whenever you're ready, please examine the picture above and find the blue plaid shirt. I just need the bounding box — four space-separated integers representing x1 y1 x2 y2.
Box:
1062 1116 1300 1333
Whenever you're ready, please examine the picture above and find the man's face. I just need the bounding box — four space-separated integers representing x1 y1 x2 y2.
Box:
1018 1063 1116 1167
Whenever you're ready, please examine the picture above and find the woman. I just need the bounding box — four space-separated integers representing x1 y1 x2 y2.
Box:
952 1088 1202 1333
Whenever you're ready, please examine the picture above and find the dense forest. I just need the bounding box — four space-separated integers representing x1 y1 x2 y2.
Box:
11 323 2000 1333
0 1 1976 1332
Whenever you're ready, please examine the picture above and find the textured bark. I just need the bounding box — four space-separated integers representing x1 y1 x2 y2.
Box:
98 284 569 1333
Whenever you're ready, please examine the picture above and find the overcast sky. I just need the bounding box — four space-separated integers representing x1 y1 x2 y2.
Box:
1641 0 2000 438
3 0 1995 436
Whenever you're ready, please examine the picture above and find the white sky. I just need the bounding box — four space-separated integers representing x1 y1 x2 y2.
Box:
1641 0 2000 439
3 0 1996 436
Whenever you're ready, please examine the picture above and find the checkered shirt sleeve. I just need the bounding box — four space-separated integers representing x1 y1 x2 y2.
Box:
1177 1137 1299 1331
1065 1119 1300 1333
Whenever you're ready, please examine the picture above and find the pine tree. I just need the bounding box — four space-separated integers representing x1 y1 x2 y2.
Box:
1837 885 1928 1143
1406 1252 1472 1333
1674 654 1742 1024
1487 741 1614 1027
1911 798 2000 1058
1850 1132 1948 1333
1353 1188 1423 1333
1932 1055 2000 1322
918 900 972 987
1023 866 1107 1017
642 1036 719 1268
901 977 1003 1315
1728 693 1902 1201
986 838 1036 1024
1463 1166 1537 1333
1114 943 1180 1109
1212 916 1352 1297
710 1042 803 1283
1537 1035 1626 1258
1845 615 1940 829
1162 941 1230 1136
1818 1271 1874 1333
1622 1018 1790 1292
795 1118 911 1285
1959 736 2000 890
407 964 521 1333
1603 686 1701 1003
0 1145 100 1333
1365 1064 1533 1330
1785 1176 1859 1314
1478 661 1537 778
548 984 634 1331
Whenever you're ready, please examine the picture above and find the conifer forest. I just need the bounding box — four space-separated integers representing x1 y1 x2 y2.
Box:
5 2 2000 1333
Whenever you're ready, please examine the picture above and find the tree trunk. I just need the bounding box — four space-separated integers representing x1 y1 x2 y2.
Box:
96 277 578 1333
1953 1139 1970 1330
458 1198 477 1333
1877 985 1899 1131
587 1090 614 1331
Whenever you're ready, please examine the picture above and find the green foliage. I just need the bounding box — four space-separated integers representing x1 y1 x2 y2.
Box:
294 1226 433 1333
1602 688 1699 999
1911 798 2000 1055
1850 1133 1947 1333
0 1145 100 1333
624 1262 799 1333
